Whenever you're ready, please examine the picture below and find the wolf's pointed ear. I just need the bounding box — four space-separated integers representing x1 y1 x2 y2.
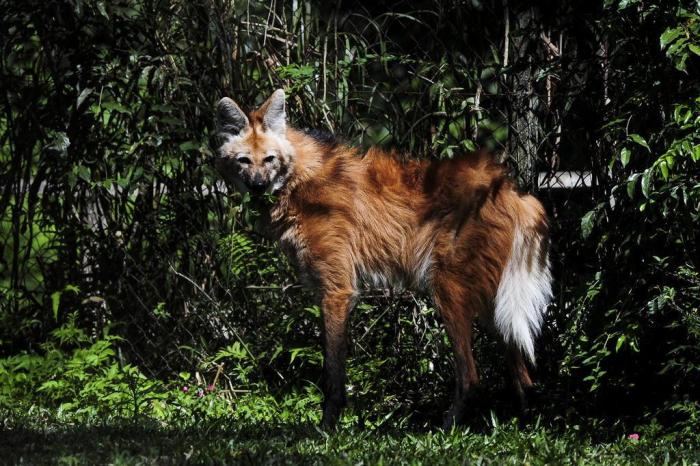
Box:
216 97 249 138
260 89 286 137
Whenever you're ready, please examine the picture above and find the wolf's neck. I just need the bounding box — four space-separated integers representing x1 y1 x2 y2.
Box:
264 128 341 231
284 128 332 187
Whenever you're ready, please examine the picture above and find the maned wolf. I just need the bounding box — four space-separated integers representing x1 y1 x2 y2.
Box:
214 89 552 429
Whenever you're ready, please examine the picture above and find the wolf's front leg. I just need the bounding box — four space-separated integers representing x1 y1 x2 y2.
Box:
319 289 354 430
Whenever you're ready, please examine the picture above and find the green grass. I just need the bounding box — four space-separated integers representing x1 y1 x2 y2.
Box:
3 411 699 465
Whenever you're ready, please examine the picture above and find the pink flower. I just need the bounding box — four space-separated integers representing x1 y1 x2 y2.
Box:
206 384 216 392
181 385 189 393
196 388 204 398
628 433 640 440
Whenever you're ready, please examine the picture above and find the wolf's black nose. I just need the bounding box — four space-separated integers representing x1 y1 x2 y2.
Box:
250 179 268 194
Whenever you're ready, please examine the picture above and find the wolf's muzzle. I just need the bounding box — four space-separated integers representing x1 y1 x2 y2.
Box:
248 174 269 195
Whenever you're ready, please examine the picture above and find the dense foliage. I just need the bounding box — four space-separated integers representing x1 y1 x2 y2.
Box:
1 0 699 460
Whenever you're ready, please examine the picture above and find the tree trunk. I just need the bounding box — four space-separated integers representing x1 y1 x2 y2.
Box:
506 4 543 189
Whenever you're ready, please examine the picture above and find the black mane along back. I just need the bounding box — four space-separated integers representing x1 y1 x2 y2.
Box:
302 128 339 148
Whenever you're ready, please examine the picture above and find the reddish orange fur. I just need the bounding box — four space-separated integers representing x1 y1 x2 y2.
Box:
216 91 550 429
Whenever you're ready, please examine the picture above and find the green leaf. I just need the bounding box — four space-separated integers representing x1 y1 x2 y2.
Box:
64 284 80 294
660 28 682 50
179 141 200 152
102 101 132 115
97 1 109 18
620 147 631 167
581 209 596 239
629 134 650 152
615 335 626 352
673 104 691 125
49 132 71 154
73 164 91 182
51 291 61 321
76 88 92 108
617 0 638 10
674 53 688 72
690 44 700 56
462 139 476 152
626 173 641 198
641 170 652 198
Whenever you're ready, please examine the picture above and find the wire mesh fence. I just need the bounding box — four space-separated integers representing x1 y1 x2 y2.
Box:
67 146 598 383
1 0 608 384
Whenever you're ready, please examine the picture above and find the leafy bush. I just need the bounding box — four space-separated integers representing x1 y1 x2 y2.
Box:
0 0 699 440
563 3 700 421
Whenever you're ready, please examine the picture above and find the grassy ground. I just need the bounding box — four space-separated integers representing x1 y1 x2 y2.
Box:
3 412 699 465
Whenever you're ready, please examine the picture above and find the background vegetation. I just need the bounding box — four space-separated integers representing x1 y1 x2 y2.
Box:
1 0 699 463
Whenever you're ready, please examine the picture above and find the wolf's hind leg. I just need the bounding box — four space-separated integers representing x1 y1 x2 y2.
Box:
506 344 534 412
433 278 479 429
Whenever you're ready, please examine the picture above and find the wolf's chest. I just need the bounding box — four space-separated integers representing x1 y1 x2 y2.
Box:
276 218 317 284
278 222 305 260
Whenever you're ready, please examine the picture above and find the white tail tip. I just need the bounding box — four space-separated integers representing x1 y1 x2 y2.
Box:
494 226 552 364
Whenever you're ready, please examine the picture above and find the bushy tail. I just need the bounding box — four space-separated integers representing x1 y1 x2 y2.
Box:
494 225 552 364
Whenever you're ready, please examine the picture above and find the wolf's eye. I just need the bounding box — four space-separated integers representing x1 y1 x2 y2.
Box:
236 156 252 164
263 155 276 164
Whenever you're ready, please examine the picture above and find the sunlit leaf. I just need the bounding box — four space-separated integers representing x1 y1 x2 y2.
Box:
629 134 650 152
620 147 631 167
